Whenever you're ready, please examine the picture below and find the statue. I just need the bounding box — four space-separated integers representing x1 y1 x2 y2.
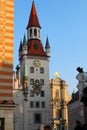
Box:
76 67 84 73
76 67 87 90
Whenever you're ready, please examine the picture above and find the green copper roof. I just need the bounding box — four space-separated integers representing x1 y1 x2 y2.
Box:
23 62 29 81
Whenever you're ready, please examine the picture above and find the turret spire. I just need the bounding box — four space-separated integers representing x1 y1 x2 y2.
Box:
45 36 50 49
19 40 22 51
23 34 27 45
27 1 41 29
45 36 50 57
27 1 47 57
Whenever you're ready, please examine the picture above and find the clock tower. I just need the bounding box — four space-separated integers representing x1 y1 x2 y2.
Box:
14 1 51 130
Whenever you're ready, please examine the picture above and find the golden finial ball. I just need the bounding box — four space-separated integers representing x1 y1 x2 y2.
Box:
54 72 59 77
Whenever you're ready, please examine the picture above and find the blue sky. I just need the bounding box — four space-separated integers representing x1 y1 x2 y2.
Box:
14 0 87 94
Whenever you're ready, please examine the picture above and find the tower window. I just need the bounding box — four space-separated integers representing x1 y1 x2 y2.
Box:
30 79 34 85
30 67 34 73
41 101 45 108
30 29 32 37
34 43 38 50
30 90 34 97
34 28 37 37
30 101 34 108
34 113 41 124
35 101 40 108
40 67 44 74
40 79 44 85
41 91 45 97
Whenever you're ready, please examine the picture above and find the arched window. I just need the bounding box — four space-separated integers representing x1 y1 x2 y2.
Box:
34 28 37 37
56 90 59 97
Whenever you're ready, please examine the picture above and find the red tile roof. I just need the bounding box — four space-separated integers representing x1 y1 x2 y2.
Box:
27 1 41 29
27 39 47 57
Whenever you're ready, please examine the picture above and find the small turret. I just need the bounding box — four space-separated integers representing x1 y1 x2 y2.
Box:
22 35 27 55
23 34 27 45
45 36 50 57
19 40 23 60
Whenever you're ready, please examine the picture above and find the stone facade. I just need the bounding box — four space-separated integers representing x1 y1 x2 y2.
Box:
50 77 71 130
68 94 85 130
13 2 72 130
13 2 51 130
0 105 14 130
13 57 51 130
68 67 87 130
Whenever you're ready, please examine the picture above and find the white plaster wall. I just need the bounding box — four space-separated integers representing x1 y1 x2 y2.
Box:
25 56 51 130
14 56 51 130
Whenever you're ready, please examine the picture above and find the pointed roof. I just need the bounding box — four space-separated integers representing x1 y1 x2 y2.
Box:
19 40 22 51
27 39 47 57
23 35 27 45
45 37 50 49
27 1 41 29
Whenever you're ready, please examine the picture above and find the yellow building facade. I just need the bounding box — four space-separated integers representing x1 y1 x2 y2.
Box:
0 0 15 130
50 77 71 130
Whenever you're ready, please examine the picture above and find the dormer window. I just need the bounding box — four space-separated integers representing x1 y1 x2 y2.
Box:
34 28 37 37
34 43 38 50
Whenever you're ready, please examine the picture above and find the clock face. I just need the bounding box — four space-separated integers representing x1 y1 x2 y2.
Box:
33 60 41 67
